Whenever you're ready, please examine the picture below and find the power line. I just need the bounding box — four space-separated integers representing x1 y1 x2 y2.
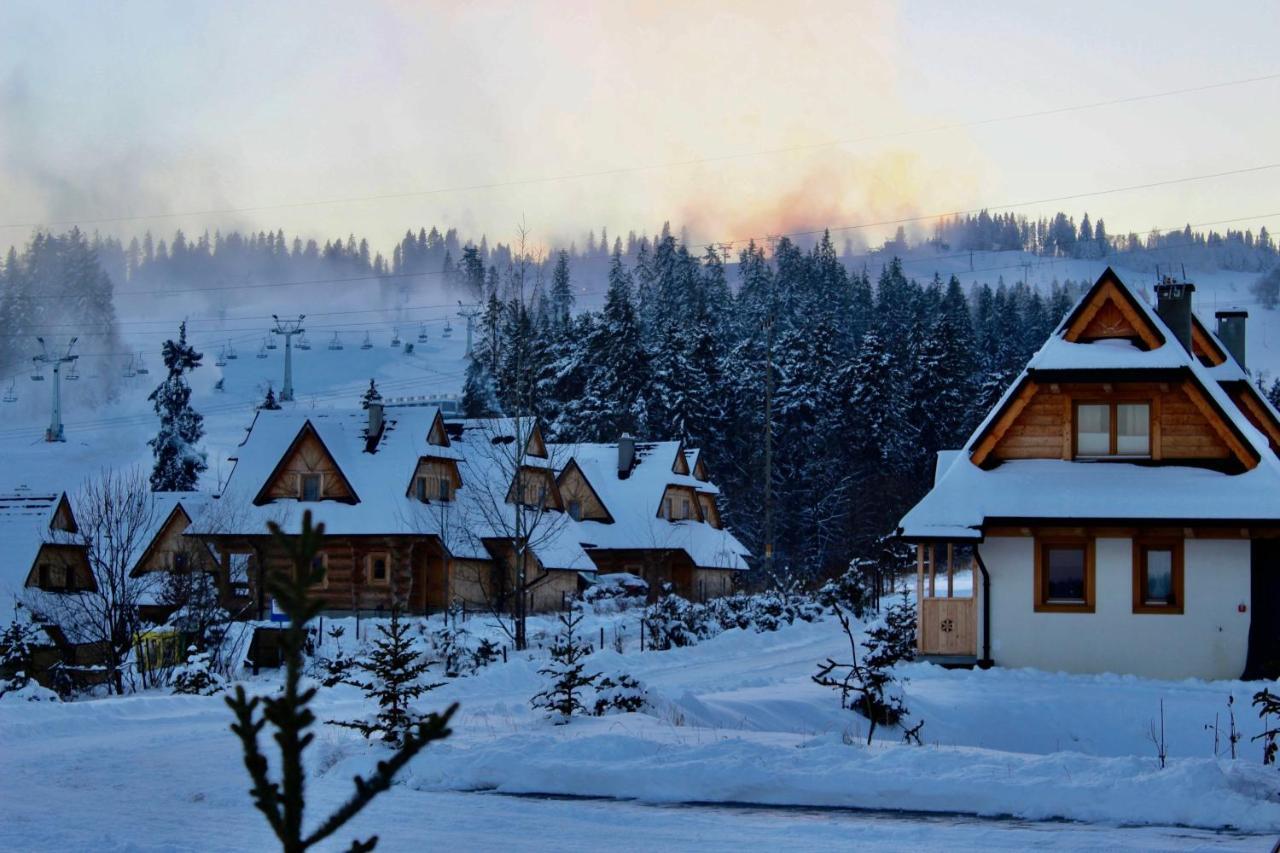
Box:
3 71 1278 231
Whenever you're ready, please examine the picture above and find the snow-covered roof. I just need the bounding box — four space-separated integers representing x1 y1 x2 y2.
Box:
564 440 748 571
900 269 1280 539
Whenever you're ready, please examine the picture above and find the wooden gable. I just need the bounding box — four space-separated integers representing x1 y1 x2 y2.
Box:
51 493 78 533
506 465 564 510
1224 382 1280 456
256 421 359 505
427 411 451 447
405 456 463 500
556 460 614 523
658 484 703 521
1061 269 1164 350
973 377 1258 470
131 504 218 576
672 444 690 475
692 456 709 482
24 543 94 593
524 421 548 459
1190 316 1228 367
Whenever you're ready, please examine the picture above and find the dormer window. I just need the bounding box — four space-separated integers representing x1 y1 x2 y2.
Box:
300 473 322 501
568 500 582 521
415 477 427 502
1074 401 1150 459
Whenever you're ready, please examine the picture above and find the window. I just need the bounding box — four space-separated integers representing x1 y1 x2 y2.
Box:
1133 539 1184 614
438 477 451 501
1074 401 1150 458
663 498 673 519
367 553 389 585
568 500 582 521
1034 538 1095 612
39 562 67 590
300 473 322 501
311 552 329 589
415 477 427 502
681 498 691 520
173 552 189 572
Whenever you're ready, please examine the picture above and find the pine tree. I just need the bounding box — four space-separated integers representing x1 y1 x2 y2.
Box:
148 321 207 492
461 354 501 418
227 512 456 852
260 385 282 411
329 599 444 746
530 608 599 723
576 249 648 441
548 250 573 328
360 378 382 409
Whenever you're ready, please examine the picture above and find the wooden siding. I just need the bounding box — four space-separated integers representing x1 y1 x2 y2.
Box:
408 457 461 500
508 466 564 510
697 494 722 528
1061 275 1163 349
658 485 702 521
263 430 355 501
558 464 611 522
989 381 1234 464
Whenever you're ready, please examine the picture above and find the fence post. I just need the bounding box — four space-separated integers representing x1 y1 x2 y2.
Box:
600 626 605 652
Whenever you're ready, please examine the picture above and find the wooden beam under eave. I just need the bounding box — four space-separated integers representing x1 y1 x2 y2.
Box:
971 379 1039 467
1180 379 1259 470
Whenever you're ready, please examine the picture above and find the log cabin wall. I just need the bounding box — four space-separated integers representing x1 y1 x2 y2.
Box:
990 381 1233 464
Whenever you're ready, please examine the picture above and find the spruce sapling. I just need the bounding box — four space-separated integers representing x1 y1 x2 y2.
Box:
1252 688 1280 766
329 596 444 746
225 511 456 852
530 608 598 723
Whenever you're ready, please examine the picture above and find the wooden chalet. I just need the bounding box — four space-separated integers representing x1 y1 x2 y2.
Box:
190 401 749 624
899 268 1280 679
0 488 95 683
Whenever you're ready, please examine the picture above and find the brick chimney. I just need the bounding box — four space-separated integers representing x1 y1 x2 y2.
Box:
617 434 635 479
1155 276 1195 353
1215 308 1248 370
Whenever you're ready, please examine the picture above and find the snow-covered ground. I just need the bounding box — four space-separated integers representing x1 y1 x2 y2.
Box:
3 609 1278 850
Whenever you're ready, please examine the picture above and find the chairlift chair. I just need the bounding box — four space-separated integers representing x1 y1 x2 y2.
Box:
3 379 17 402
30 366 44 382
65 362 80 381
417 323 428 343
328 332 343 351
442 318 453 338
266 336 278 351
390 328 401 347
360 332 373 350
297 335 312 351
226 342 239 360
123 355 136 379
135 352 149 375
215 346 228 367
256 339 269 359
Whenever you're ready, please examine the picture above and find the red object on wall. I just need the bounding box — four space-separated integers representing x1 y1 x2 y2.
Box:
1239 603 1248 613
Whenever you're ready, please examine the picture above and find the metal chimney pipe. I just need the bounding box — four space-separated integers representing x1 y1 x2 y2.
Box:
1215 308 1248 371
617 434 635 479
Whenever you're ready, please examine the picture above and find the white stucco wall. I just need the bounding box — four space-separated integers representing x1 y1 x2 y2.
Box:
978 536 1251 680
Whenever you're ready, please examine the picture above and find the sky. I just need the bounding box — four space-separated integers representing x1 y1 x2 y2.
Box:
1 1 1279 254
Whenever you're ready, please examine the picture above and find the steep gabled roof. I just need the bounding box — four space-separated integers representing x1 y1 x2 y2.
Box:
900 268 1280 539
555 458 616 524
0 490 83 624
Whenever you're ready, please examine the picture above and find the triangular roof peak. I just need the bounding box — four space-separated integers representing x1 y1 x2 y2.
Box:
252 419 360 506
427 410 451 447
671 441 690 475
1060 267 1165 350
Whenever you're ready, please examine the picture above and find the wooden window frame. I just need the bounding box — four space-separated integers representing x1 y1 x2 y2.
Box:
415 476 428 502
299 472 323 502
568 500 582 522
1034 537 1096 613
366 551 390 586
1132 538 1184 615
437 477 451 502
1072 399 1153 460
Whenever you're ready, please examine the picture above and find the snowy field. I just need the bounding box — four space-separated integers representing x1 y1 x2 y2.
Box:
3 609 1279 851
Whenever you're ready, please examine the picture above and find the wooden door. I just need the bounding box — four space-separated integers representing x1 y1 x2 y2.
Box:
919 597 976 657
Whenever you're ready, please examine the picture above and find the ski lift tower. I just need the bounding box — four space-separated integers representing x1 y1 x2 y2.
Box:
33 336 78 442
271 314 305 402
457 302 481 356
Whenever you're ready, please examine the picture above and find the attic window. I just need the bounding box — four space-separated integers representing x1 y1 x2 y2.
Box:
568 500 582 521
300 473 322 501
